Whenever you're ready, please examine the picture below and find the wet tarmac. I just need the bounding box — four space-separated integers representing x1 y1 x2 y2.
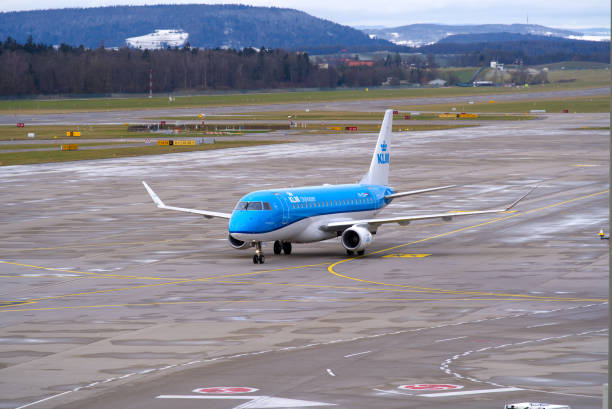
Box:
0 111 608 409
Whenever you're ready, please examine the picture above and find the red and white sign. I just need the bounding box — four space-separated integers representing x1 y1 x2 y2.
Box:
193 387 259 394
399 384 463 391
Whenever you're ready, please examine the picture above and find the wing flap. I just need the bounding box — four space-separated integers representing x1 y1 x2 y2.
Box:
142 181 231 219
323 187 535 231
323 209 505 230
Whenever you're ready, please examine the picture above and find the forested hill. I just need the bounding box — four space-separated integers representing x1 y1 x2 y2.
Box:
0 4 400 52
421 33 610 64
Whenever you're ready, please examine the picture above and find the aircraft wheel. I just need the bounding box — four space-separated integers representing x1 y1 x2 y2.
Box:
258 254 265 264
273 241 282 255
357 250 365 256
346 250 354 256
253 255 259 264
282 242 292 255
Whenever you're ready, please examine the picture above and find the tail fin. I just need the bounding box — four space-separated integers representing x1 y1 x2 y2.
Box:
360 109 393 186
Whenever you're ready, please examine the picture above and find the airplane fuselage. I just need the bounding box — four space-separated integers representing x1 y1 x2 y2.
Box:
143 109 527 264
229 184 394 243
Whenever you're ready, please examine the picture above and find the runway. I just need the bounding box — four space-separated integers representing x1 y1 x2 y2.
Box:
0 112 608 409
0 87 608 125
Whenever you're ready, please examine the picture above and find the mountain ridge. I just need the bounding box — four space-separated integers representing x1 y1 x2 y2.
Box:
365 23 602 47
0 4 401 52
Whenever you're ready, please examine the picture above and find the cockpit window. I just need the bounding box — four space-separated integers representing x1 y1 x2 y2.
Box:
235 201 266 211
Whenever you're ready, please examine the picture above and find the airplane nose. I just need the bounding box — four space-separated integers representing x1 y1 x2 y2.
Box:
229 212 258 233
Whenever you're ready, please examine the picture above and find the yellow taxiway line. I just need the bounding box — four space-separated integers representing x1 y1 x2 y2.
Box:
0 190 607 311
328 189 609 302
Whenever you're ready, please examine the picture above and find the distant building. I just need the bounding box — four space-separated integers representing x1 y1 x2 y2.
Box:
428 78 447 87
126 29 189 49
490 61 504 71
345 59 374 67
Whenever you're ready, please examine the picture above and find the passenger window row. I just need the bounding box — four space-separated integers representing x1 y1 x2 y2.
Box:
291 197 374 209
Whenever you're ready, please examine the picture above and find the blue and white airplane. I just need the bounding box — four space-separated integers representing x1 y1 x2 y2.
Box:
143 110 530 264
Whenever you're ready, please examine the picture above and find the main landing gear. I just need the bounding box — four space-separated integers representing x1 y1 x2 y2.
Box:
273 240 292 255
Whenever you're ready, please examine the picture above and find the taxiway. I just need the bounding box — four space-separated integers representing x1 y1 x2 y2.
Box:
0 112 608 409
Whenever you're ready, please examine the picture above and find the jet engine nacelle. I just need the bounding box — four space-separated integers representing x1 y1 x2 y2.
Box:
341 225 372 252
228 234 251 250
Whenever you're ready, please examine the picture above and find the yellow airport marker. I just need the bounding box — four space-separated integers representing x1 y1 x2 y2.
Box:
382 253 431 258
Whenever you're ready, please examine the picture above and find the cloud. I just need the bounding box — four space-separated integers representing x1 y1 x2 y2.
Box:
0 0 609 29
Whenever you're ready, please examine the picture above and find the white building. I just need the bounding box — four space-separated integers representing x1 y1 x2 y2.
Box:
126 29 189 49
427 78 447 86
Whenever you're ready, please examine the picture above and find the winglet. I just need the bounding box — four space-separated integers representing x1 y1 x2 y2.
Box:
505 186 537 211
142 181 165 208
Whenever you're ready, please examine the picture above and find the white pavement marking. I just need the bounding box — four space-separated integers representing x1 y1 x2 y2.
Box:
326 369 336 376
440 328 609 391
156 395 336 408
158 395 262 399
17 303 607 409
421 387 523 397
372 389 414 396
344 350 372 358
14 391 73 409
435 336 467 343
526 322 559 328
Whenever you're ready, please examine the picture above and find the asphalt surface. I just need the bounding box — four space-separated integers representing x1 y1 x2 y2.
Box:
0 111 608 409
1 87 608 125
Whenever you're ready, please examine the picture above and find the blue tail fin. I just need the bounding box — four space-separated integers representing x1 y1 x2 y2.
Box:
360 109 392 186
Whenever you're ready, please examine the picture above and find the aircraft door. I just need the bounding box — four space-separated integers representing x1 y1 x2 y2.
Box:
274 193 290 225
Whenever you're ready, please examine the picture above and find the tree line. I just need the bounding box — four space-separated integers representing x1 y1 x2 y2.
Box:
0 37 439 96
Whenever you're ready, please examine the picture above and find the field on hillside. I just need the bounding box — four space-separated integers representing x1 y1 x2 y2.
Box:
0 67 607 114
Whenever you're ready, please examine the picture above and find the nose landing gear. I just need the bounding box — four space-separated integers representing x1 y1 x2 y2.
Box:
253 241 265 264
255 241 293 264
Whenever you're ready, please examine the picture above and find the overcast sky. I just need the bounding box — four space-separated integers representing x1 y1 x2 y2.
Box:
0 0 609 29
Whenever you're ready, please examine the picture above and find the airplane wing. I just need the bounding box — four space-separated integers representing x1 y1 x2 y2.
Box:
142 181 231 219
384 185 456 199
322 187 535 231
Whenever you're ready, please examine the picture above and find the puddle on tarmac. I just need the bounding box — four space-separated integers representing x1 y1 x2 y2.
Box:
0 337 101 344
111 339 242 346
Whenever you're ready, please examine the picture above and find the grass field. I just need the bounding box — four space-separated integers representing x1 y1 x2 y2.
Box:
0 140 285 166
0 141 134 150
0 124 253 141
535 61 610 70
546 69 611 88
159 110 533 122
312 124 477 133
396 95 610 113
572 126 610 130
0 125 146 141
1 68 608 114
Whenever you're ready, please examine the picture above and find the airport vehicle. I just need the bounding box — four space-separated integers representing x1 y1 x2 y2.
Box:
504 403 571 409
143 109 530 264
